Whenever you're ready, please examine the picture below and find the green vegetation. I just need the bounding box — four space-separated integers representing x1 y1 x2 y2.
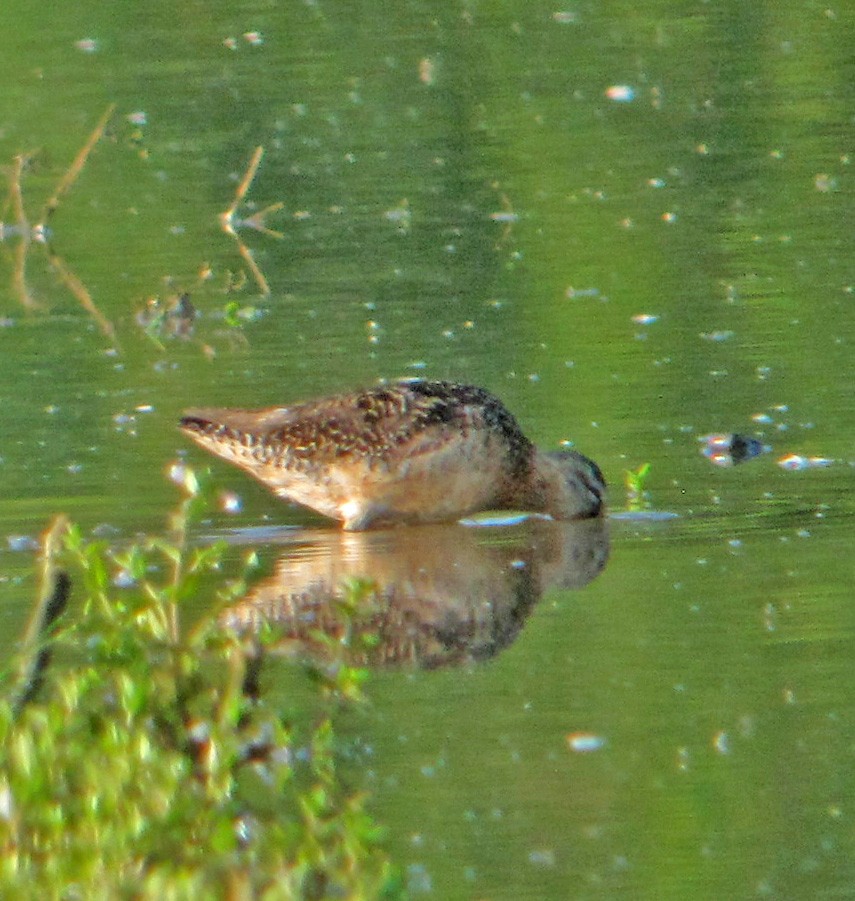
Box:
624 462 652 510
0 468 403 900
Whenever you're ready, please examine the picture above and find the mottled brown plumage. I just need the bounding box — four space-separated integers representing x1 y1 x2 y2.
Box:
179 380 605 530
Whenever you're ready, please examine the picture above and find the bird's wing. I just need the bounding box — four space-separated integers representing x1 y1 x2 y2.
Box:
180 381 524 467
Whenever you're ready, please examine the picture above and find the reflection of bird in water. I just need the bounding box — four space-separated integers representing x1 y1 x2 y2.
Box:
180 380 605 530
220 518 609 669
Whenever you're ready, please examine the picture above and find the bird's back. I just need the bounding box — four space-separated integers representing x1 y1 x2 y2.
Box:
179 380 535 528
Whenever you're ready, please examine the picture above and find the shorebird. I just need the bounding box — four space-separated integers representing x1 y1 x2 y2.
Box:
179 380 605 530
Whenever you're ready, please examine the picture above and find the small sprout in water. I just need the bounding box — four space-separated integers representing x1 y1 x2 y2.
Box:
223 301 243 327
624 463 652 507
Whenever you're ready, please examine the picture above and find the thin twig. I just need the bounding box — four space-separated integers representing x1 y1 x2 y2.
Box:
240 201 285 239
219 145 266 234
234 241 271 297
9 154 30 229
218 146 282 296
11 238 35 308
47 250 119 345
1 106 119 338
42 103 116 220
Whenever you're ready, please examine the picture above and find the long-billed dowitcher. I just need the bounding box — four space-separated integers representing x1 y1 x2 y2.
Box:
179 380 605 530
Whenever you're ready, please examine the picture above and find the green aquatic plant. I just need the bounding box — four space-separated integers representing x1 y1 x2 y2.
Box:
624 462 652 509
0 467 403 899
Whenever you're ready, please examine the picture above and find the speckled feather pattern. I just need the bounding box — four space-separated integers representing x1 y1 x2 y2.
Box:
179 380 604 529
181 382 533 475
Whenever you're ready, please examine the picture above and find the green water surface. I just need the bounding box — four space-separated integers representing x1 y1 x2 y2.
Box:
0 2 852 898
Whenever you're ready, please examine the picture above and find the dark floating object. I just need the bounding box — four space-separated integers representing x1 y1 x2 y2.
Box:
700 433 770 467
180 380 606 530
137 292 196 341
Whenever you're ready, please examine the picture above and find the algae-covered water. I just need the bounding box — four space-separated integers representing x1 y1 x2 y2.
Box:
0 2 852 897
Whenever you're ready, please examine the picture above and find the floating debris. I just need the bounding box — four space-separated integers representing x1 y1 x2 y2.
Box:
565 286 602 299
418 57 435 85
632 313 659 325
136 292 197 342
528 849 557 867
701 433 769 467
383 200 411 231
777 454 835 471
814 173 837 193
7 535 39 552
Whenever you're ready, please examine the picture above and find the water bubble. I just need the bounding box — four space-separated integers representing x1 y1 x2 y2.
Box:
605 84 635 102
777 454 809 471
712 731 730 755
566 732 606 753
528 848 557 867
219 491 242 514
